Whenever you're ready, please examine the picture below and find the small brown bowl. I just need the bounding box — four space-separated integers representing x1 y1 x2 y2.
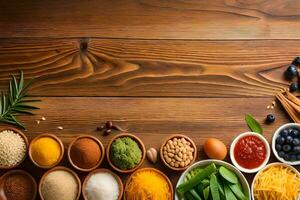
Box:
106 133 146 173
39 166 81 200
160 134 197 171
29 134 64 169
82 168 123 200
68 135 105 172
0 127 28 169
124 168 173 200
0 170 37 200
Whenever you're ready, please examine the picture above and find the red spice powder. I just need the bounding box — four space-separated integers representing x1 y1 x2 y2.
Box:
4 173 35 200
70 138 101 169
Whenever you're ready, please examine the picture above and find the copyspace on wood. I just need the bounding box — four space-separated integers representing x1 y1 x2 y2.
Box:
1 0 300 39
0 39 296 97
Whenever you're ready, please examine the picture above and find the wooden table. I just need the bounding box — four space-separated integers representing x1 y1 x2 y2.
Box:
1 1 300 199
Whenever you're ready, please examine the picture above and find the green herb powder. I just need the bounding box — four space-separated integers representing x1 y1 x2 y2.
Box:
110 137 142 170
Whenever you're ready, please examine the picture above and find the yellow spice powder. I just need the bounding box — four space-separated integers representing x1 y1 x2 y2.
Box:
125 169 172 200
31 137 61 166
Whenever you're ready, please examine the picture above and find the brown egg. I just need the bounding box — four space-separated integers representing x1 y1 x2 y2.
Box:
204 138 227 160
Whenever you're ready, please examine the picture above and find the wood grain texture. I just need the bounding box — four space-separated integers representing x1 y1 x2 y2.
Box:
0 39 297 97
2 0 300 39
0 97 297 194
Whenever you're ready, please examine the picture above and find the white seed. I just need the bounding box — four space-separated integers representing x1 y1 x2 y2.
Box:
36 120 40 124
41 117 46 121
57 126 63 130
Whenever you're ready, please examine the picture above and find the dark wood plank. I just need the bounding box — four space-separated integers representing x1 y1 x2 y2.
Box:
1 96 298 194
0 39 297 97
2 0 300 39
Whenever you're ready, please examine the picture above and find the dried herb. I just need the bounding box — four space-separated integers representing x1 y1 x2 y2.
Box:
0 71 39 129
245 114 263 135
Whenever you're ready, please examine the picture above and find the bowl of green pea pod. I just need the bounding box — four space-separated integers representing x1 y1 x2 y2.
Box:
175 159 250 200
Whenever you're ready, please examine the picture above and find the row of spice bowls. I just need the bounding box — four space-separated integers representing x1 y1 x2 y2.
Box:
0 127 198 172
0 166 174 200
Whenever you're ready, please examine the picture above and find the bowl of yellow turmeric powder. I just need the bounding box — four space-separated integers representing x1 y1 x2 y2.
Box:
29 134 64 169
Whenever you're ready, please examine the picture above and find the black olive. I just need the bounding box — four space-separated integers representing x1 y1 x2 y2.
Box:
293 146 300 153
292 138 300 146
290 154 297 161
275 144 282 151
286 136 294 144
283 144 292 152
291 129 300 138
280 129 289 138
285 64 298 80
276 136 285 145
292 56 300 65
289 82 298 93
266 114 275 123
284 154 291 161
278 151 285 158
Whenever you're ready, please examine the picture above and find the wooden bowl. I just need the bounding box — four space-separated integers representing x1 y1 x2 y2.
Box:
29 134 64 169
0 127 28 169
82 168 123 200
39 166 81 200
160 134 197 171
0 170 37 200
106 133 146 173
68 135 105 172
124 168 173 200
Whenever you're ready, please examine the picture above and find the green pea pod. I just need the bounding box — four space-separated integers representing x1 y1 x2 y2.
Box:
224 184 238 200
229 183 247 200
190 189 202 200
216 175 225 196
219 166 238 184
203 186 210 200
177 164 217 196
210 174 220 200
185 192 196 200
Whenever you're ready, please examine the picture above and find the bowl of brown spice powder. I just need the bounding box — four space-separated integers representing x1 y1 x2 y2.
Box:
0 170 37 200
68 135 105 172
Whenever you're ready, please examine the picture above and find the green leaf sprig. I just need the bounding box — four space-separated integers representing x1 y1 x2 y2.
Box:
0 71 39 129
245 113 263 135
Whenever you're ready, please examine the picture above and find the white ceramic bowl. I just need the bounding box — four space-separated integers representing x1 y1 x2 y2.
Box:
251 162 300 200
230 132 270 173
272 123 300 165
175 159 250 200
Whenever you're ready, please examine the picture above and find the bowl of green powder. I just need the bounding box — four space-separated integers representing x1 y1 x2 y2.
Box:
107 133 145 173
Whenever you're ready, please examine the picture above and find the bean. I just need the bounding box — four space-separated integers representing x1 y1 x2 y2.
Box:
163 146 167 151
189 155 193 160
168 140 173 145
170 162 175 167
166 157 171 163
185 160 190 166
182 148 187 154
168 153 174 157
183 154 187 160
170 144 175 149
175 148 180 153
175 163 179 168
178 152 183 158
180 162 185 167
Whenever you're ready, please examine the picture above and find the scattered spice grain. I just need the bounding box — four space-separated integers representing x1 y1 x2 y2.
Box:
70 138 101 169
0 130 26 168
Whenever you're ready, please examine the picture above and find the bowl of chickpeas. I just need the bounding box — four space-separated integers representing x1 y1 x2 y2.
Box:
160 134 197 171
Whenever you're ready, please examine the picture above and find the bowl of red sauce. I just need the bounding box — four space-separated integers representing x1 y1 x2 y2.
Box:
230 132 270 173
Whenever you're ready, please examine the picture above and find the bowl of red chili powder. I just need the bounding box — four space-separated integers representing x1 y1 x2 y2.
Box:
230 132 270 173
0 170 37 200
68 135 105 172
